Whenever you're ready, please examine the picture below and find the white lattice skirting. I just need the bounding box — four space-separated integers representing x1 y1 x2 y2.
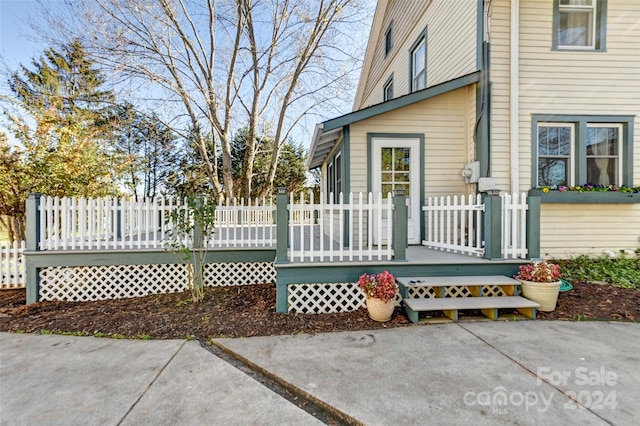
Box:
287 283 411 314
39 262 276 302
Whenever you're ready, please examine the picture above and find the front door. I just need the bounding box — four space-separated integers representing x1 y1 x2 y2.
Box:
372 138 421 245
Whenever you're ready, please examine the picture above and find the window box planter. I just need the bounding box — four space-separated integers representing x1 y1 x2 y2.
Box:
529 189 640 204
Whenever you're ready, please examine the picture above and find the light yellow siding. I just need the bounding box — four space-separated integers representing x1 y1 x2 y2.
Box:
349 87 476 199
540 204 640 258
490 0 640 255
358 0 478 109
490 0 640 191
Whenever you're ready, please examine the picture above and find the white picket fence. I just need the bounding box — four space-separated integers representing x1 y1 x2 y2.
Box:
1 240 25 288
422 194 484 256
288 192 393 262
422 192 529 259
501 192 529 259
37 195 276 250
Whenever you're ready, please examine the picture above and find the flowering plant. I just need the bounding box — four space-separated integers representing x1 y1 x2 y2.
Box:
537 184 640 194
357 270 398 302
517 261 561 283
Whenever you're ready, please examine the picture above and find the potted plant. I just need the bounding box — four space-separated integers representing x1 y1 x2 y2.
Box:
516 261 562 312
357 270 398 322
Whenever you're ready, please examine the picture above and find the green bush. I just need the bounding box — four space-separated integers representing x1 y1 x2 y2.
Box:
557 255 640 290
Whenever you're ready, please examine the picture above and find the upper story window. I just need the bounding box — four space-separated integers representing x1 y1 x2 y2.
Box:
410 30 427 92
384 22 393 57
383 75 394 101
554 0 606 51
534 115 633 188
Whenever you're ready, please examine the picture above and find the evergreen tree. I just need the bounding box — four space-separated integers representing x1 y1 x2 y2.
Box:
0 40 127 240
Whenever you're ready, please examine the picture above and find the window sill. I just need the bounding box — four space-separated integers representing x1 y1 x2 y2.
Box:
529 189 640 204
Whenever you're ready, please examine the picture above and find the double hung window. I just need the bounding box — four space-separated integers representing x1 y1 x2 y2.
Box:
554 0 606 51
535 118 627 187
410 31 427 92
383 75 394 101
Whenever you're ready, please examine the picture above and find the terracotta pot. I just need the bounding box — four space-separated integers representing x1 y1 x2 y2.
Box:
519 280 562 312
366 297 395 322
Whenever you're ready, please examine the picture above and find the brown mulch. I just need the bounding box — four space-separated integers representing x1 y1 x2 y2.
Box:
0 282 638 341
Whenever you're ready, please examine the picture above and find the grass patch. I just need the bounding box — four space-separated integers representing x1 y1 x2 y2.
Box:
558 254 640 290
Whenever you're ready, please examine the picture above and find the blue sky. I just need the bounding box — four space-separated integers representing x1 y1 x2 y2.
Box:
0 0 42 71
0 0 373 146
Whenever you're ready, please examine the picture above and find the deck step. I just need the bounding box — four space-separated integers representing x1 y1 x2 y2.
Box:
403 296 539 323
396 275 520 287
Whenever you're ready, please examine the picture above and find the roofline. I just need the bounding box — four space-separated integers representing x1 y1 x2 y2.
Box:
305 123 324 170
325 71 480 131
353 0 388 110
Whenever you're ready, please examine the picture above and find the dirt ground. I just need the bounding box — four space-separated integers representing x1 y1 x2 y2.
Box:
0 282 638 341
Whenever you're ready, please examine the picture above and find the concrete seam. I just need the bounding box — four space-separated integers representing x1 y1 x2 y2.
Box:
209 339 364 426
116 340 189 425
457 324 615 425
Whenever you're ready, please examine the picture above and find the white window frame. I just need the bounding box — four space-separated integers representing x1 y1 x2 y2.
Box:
383 77 393 101
537 123 576 187
586 123 623 185
557 0 598 50
411 38 426 92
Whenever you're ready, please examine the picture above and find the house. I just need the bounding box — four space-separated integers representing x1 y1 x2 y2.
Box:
308 0 640 258
19 1 639 318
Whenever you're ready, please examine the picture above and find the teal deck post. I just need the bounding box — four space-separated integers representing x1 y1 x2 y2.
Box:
483 192 503 260
526 193 541 259
275 188 289 313
25 193 42 304
275 188 289 264
393 189 407 262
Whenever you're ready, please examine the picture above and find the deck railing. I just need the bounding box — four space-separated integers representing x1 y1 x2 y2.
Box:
501 192 528 259
422 194 484 256
36 195 276 250
1 240 25 288
287 192 393 262
422 192 530 259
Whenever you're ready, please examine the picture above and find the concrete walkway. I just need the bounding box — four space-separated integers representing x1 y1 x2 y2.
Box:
0 334 321 425
1 322 638 425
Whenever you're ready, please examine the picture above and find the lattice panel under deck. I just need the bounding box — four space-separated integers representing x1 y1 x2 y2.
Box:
203 262 275 287
407 286 438 299
444 286 473 298
288 283 364 313
288 283 403 314
482 285 508 297
40 264 189 302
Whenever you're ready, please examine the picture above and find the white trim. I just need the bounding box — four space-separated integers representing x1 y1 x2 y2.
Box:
510 0 520 192
536 122 575 187
372 138 421 244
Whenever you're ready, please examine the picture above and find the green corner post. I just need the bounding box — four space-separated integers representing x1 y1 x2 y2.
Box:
392 189 407 261
25 192 42 304
483 190 503 260
526 193 541 259
275 187 289 313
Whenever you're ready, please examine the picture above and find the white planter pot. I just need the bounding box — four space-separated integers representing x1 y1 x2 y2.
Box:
519 280 562 312
366 297 395 322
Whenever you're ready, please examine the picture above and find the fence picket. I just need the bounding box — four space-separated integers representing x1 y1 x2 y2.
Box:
1 240 25 288
422 193 485 256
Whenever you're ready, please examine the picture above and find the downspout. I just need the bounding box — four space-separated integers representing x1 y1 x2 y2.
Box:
510 0 520 192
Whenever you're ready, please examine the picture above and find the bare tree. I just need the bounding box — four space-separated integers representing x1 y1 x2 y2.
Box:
40 0 369 200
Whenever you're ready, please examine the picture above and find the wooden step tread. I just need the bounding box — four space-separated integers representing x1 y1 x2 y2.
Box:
396 275 521 287
404 296 539 311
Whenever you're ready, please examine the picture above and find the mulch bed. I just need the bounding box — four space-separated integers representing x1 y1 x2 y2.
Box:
0 282 638 341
